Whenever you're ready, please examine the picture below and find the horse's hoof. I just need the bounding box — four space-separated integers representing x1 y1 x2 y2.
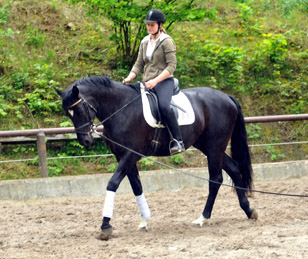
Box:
98 227 113 240
192 215 209 227
138 220 148 232
249 209 258 220
139 226 148 232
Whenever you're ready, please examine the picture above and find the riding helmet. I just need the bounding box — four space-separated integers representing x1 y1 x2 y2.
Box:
144 9 165 24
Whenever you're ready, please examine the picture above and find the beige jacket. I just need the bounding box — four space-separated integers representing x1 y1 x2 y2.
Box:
131 34 177 82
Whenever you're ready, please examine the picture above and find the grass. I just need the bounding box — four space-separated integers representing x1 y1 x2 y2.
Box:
0 0 307 179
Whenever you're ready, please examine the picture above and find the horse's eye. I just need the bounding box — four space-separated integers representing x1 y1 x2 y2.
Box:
68 109 74 117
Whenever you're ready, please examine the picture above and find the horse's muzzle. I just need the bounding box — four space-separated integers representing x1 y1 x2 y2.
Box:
77 133 94 147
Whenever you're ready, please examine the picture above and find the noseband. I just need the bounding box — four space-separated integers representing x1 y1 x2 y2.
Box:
69 95 97 135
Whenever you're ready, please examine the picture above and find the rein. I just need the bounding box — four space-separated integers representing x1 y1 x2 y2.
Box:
94 93 142 128
71 93 142 135
72 91 308 198
93 132 308 198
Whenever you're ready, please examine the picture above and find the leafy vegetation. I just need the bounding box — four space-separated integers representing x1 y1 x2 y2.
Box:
64 0 210 67
0 0 307 179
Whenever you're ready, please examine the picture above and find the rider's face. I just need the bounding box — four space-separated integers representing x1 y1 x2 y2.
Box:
146 22 159 35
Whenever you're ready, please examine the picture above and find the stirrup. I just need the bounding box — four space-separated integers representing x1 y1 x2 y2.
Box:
169 139 185 155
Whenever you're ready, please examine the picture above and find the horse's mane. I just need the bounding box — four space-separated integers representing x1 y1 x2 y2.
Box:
72 76 113 89
66 75 140 98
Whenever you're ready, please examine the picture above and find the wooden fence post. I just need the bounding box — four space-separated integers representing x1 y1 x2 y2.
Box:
37 131 48 178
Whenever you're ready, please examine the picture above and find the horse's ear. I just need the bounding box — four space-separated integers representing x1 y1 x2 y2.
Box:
72 85 79 97
55 88 63 97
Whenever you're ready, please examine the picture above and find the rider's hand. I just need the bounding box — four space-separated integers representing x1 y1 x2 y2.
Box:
145 79 157 89
123 72 136 85
123 77 131 84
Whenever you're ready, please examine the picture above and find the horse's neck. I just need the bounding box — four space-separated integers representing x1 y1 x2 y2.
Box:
89 82 138 124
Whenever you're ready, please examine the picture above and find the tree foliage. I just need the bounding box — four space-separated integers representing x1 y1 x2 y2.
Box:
65 0 214 67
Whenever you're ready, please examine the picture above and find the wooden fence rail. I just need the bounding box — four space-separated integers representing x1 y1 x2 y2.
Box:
0 114 307 178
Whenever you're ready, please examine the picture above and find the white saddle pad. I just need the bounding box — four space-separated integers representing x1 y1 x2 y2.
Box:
140 83 195 128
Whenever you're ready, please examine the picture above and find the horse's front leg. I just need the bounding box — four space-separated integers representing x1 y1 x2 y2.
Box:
99 155 133 240
99 170 126 240
127 165 151 231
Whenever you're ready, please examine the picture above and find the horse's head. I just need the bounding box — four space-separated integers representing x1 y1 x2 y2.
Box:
56 85 97 147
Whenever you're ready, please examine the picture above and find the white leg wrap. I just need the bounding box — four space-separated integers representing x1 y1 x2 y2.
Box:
138 219 148 231
192 214 209 227
103 191 116 218
136 193 151 221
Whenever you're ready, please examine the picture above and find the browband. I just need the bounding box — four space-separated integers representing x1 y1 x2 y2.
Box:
69 98 82 109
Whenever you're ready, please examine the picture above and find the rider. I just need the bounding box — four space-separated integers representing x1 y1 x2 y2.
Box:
123 9 185 155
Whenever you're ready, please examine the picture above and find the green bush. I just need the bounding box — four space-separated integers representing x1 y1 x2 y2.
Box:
247 33 288 80
25 27 46 47
17 63 62 115
0 0 11 24
178 37 245 90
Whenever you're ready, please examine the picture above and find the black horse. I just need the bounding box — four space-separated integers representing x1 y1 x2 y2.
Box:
56 76 258 240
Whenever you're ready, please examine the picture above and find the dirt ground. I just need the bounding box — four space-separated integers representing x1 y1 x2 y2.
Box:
0 175 308 259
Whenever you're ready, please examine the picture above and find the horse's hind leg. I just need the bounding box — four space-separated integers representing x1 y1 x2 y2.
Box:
192 153 224 227
127 165 151 230
222 154 258 220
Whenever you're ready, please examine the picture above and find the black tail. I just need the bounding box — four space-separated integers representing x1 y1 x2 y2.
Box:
229 95 253 192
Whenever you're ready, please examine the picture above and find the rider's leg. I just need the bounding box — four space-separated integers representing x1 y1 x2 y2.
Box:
165 108 185 154
154 78 185 154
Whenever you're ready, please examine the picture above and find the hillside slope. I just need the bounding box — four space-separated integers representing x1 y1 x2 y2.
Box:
0 0 307 179
0 0 307 129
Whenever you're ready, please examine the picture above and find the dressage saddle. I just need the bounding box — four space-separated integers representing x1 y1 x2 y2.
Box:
145 78 181 123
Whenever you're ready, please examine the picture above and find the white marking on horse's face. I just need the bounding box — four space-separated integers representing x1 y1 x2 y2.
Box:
68 109 74 118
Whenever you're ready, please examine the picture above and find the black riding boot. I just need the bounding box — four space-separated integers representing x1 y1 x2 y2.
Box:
164 109 185 155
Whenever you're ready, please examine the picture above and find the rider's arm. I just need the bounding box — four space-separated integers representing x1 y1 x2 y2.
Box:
145 69 171 89
123 72 137 84
163 38 177 76
124 41 145 84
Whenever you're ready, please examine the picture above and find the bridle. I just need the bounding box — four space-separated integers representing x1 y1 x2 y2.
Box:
68 95 97 135
68 92 141 136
